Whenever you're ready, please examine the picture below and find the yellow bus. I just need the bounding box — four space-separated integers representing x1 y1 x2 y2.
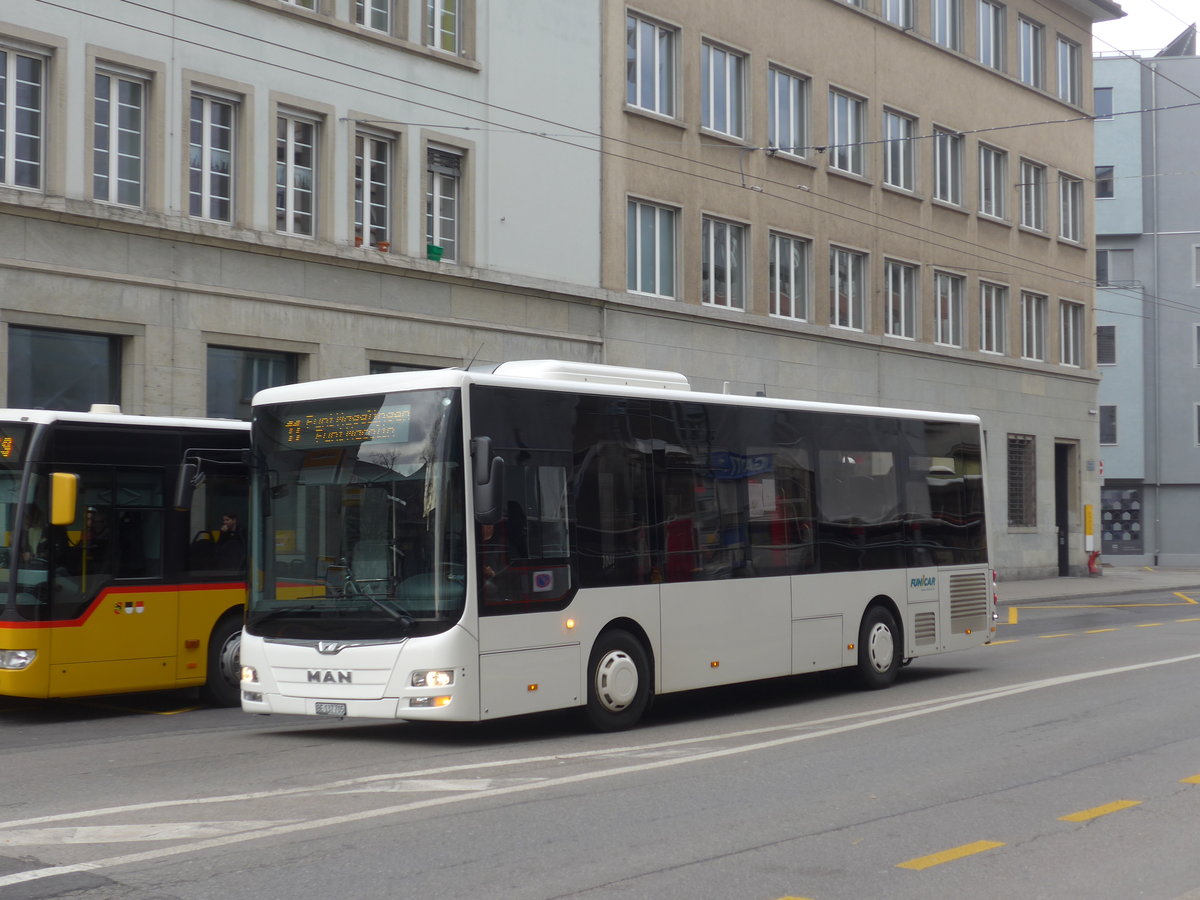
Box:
0 408 249 705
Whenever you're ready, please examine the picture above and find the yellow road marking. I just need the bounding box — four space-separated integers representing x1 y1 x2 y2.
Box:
897 840 1005 870
988 639 1019 645
1135 622 1163 628
1178 617 1200 623
1174 592 1198 604
1085 628 1118 634
1007 606 1018 625
66 700 203 717
1039 633 1073 639
1180 775 1200 785
1059 800 1141 822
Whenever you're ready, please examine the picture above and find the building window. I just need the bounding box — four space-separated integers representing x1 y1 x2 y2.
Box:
883 0 914 28
1019 159 1045 230
979 145 1006 219
355 133 391 249
189 94 234 222
426 146 461 262
701 42 744 139
369 361 436 375
830 246 866 331
1060 300 1083 366
1099 405 1117 445
1007 433 1036 527
1020 291 1046 360
207 346 297 420
769 232 810 320
0 47 45 190
935 272 964 346
932 0 961 49
829 90 865 175
933 128 962 204
93 70 145 207
980 282 1007 353
1059 174 1082 241
1017 18 1044 87
275 113 316 236
1095 165 1114 199
701 216 745 309
768 67 806 156
1100 248 1133 285
1096 249 1109 286
979 0 1005 71
625 14 675 117
281 0 316 7
1056 37 1080 104
7 326 120 411
1097 324 1116 365
426 0 460 54
1094 86 1113 119
626 199 676 298
885 260 917 338
883 110 915 191
356 0 390 32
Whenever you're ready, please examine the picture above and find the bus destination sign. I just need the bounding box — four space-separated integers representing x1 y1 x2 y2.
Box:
282 404 411 449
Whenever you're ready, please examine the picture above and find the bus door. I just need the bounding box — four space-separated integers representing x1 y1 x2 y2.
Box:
47 466 179 696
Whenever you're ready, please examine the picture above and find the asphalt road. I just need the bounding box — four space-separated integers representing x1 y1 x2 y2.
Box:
2 587 1199 900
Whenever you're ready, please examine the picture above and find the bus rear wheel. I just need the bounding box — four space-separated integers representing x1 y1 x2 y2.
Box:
585 630 650 731
857 606 900 690
201 614 243 707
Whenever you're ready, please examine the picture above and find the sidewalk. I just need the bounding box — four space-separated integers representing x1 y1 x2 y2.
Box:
998 566 1200 604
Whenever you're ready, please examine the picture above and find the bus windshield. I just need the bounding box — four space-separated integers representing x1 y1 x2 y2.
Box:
249 389 466 641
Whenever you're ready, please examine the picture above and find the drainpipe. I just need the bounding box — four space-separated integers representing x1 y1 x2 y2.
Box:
1149 63 1161 566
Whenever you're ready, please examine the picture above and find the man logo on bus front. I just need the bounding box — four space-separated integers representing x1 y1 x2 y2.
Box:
317 641 347 655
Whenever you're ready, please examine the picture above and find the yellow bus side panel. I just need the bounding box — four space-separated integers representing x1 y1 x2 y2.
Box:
176 584 245 684
0 627 52 699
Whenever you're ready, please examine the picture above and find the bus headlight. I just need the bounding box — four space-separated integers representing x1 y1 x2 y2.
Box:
241 666 258 683
0 649 36 670
411 669 454 688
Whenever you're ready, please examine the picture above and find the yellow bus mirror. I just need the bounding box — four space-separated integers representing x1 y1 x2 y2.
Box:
50 472 79 526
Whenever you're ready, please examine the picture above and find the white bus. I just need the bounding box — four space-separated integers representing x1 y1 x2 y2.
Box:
240 360 994 730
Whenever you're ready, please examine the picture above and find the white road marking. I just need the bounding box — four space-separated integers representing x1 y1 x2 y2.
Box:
0 822 292 845
2 651 1199 889
330 777 543 794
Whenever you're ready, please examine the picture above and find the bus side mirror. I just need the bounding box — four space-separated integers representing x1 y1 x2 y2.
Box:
471 437 504 525
173 462 203 511
49 472 78 526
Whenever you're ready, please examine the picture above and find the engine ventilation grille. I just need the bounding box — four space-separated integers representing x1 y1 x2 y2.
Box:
949 571 989 634
914 610 937 646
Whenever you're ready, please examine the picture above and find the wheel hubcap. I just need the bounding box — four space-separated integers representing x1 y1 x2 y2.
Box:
594 649 639 712
866 622 894 673
217 632 242 689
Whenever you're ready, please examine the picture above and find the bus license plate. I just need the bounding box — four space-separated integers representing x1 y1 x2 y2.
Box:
315 702 347 717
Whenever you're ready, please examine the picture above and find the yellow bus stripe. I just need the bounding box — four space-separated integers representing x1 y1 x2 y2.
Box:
897 840 1005 870
1059 800 1140 822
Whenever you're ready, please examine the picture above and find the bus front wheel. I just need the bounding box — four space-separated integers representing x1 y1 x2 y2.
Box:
585 630 650 731
201 614 243 707
857 606 900 689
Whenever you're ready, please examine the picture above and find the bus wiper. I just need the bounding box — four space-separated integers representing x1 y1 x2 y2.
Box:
340 567 414 624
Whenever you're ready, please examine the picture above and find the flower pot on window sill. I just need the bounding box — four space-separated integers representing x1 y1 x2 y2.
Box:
376 241 390 252
426 244 444 262
354 236 363 247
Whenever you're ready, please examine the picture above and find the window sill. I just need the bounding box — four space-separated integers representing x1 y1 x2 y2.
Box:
977 213 1010 227
827 167 872 186
623 105 686 130
699 126 748 147
931 198 968 214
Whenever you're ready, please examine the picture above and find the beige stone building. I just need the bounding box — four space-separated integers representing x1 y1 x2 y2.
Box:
0 0 1120 577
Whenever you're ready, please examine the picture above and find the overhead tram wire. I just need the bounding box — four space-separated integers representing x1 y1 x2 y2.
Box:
39 0 1186 295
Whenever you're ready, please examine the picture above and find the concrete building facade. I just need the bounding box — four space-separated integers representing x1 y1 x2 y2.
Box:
1094 30 1200 565
0 0 1120 577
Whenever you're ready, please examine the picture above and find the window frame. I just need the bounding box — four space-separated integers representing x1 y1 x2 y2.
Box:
1006 433 1036 528
354 130 393 250
980 281 1008 354
700 214 746 309
829 89 865 176
6 325 122 411
275 110 317 237
979 144 1007 219
1097 324 1116 366
1060 299 1084 367
1020 291 1047 361
1099 405 1117 446
356 0 391 33
933 128 963 205
883 109 916 191
425 0 461 54
426 144 463 263
1058 173 1083 242
885 259 917 339
768 231 810 320
932 0 961 49
700 41 746 140
978 0 1005 71
0 45 47 191
625 12 676 118
1095 164 1114 200
1019 158 1046 230
830 246 867 331
1094 86 1113 119
1056 36 1081 104
189 91 235 223
768 65 807 157
935 271 964 347
92 67 147 208
626 198 677 299
1017 17 1044 88
883 0 914 28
